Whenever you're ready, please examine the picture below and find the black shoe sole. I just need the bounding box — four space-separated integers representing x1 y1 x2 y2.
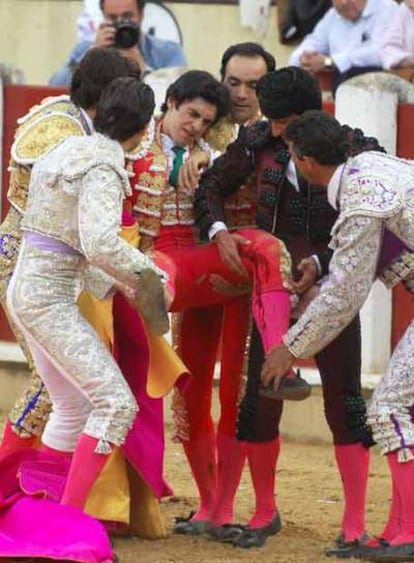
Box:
173 520 208 535
208 524 245 543
259 380 312 402
233 514 282 548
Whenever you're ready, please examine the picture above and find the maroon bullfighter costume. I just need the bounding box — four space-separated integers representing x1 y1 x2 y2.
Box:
195 120 384 547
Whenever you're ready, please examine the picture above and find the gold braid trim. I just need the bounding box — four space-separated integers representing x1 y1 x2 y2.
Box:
8 96 86 213
131 138 169 239
169 312 191 442
380 249 414 288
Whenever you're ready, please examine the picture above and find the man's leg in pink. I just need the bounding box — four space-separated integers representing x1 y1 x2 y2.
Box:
334 443 370 540
168 228 292 355
234 323 284 548
317 316 372 555
173 306 223 534
209 299 250 541
237 229 292 354
362 322 414 560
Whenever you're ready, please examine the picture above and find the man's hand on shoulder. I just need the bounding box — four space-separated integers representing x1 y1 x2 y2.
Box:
213 230 250 278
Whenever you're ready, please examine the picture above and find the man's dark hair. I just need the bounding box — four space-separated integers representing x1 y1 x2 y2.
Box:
285 110 350 165
220 42 276 80
94 76 154 141
100 0 146 12
70 47 140 110
161 70 230 124
257 67 322 120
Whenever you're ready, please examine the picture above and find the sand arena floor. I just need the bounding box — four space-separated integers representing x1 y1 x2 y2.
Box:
0 415 390 563
117 434 389 563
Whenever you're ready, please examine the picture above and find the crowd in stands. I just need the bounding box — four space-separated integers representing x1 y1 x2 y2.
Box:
1 0 413 96
287 0 414 94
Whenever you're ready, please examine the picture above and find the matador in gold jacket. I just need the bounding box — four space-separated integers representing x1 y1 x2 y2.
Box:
0 48 185 538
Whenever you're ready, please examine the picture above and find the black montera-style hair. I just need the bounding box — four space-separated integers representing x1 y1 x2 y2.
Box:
94 76 154 141
220 42 276 80
161 70 230 124
285 110 350 165
70 47 140 110
257 67 322 120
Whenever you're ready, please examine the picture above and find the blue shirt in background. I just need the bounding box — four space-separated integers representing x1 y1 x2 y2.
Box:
49 32 187 86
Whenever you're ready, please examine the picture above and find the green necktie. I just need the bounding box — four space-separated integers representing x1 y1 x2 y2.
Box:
169 145 186 188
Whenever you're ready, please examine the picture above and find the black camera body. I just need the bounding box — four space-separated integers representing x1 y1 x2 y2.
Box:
113 20 140 49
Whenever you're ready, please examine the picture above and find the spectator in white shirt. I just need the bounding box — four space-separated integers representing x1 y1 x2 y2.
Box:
381 0 414 79
289 0 398 93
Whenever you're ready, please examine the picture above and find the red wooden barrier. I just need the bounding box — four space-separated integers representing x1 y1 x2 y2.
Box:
0 85 67 340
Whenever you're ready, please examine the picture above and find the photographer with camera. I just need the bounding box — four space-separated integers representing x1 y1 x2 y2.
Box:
49 0 186 87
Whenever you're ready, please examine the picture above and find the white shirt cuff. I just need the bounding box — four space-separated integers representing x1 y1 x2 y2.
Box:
208 221 228 241
311 254 322 278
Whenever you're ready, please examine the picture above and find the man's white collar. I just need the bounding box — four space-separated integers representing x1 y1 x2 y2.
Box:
327 163 345 210
80 108 94 133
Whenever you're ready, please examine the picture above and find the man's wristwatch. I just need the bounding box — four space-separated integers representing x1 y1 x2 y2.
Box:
324 55 333 69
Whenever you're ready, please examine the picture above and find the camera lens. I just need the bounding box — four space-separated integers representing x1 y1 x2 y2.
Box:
114 21 139 49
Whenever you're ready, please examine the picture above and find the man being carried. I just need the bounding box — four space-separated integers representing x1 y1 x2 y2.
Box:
125 69 306 543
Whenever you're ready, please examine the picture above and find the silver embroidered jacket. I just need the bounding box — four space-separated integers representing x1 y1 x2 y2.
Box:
285 152 414 358
22 133 166 295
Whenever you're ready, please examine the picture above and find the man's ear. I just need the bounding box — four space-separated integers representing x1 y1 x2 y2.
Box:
301 155 318 175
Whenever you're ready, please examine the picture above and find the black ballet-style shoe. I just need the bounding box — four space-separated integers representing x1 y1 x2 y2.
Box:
232 513 282 548
173 511 209 536
259 369 312 402
208 523 245 542
344 537 390 560
358 541 414 561
325 532 371 558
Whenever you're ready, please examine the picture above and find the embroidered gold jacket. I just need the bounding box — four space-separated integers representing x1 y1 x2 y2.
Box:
8 95 88 214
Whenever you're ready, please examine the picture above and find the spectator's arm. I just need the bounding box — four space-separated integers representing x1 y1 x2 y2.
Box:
48 41 91 87
162 40 187 67
49 65 74 87
332 2 398 73
288 8 334 66
381 5 414 70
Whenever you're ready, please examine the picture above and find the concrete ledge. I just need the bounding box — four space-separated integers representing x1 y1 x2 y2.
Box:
0 342 26 363
0 360 31 411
